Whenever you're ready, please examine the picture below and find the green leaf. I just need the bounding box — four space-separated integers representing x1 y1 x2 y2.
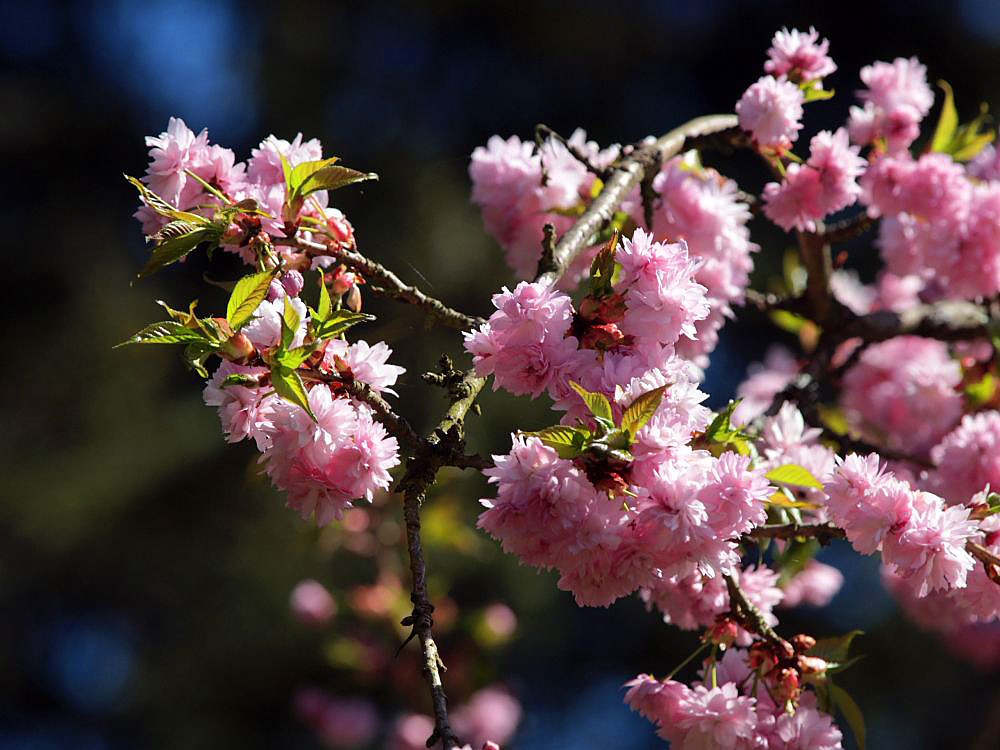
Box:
930 80 959 154
802 85 835 102
927 82 994 162
522 425 590 459
313 309 375 340
589 230 620 299
807 630 863 665
125 175 212 224
222 374 260 388
288 157 340 195
829 683 866 750
226 271 275 329
765 464 824 489
182 340 219 379
704 400 740 442
568 381 614 424
280 298 301 352
138 226 218 278
297 165 378 199
271 365 315 420
315 269 332 322
769 309 807 334
279 153 293 193
114 320 210 348
965 372 996 407
621 385 667 438
277 344 317 370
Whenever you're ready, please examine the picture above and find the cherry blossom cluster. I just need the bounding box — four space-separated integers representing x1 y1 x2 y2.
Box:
469 129 618 283
120 20 1000 750
626 645 843 750
468 232 780 606
470 141 758 367
129 120 405 525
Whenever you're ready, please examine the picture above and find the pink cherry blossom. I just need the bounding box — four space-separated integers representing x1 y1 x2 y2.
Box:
736 76 804 150
765 27 837 83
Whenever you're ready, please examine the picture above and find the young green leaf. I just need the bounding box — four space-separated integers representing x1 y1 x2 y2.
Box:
277 344 317 370
288 157 340 195
829 683 866 750
271 365 315 420
521 425 590 459
115 320 211 348
182 340 219 379
297 165 378 199
621 385 667 438
313 310 375 340
138 225 219 279
765 464 824 489
589 229 620 299
568 381 614 424
930 80 959 154
226 270 275 329
704 400 740 442
222 374 260 388
802 83 835 102
280 298 301 352
315 269 332 322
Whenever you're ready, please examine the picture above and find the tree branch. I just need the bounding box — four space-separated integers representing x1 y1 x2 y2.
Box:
277 235 486 331
391 114 741 749
537 114 739 286
724 571 792 654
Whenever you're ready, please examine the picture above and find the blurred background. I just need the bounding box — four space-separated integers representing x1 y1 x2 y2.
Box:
4 0 1000 748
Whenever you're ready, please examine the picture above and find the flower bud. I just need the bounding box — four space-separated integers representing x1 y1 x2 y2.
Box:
796 655 828 675
280 270 305 297
267 279 285 302
707 618 741 648
791 634 816 653
331 268 361 296
748 641 777 673
346 284 363 313
221 332 255 363
771 667 800 704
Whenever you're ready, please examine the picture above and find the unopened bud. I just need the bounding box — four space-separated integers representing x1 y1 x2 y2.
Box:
796 655 828 675
346 283 362 312
332 268 361 296
707 618 741 648
748 641 776 673
771 667 800 704
267 279 285 302
280 270 304 297
791 634 816 653
221 333 255 363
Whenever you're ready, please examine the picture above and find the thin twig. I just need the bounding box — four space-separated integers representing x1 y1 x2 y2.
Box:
278 235 485 331
535 123 611 181
724 572 792 653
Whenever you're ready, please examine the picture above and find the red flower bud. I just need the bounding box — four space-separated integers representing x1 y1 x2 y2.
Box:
791 634 816 653
770 667 800 704
221 333 255 363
